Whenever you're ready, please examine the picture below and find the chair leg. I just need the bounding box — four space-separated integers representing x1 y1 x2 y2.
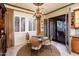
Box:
31 49 35 56
31 49 33 56
31 49 39 56
50 41 52 53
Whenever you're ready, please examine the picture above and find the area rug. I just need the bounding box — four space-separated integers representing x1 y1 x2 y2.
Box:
16 44 61 56
0 50 2 56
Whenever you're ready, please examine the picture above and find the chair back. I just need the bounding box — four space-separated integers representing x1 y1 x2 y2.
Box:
48 35 53 41
30 37 42 50
26 32 29 40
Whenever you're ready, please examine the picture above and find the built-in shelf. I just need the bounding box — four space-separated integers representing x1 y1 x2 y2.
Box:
71 9 79 28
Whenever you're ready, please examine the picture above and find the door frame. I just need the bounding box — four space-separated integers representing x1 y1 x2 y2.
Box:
48 14 68 44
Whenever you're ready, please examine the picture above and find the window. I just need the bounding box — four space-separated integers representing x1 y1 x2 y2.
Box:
15 16 25 32
33 20 36 31
29 20 32 31
21 17 25 32
29 19 36 31
15 16 20 32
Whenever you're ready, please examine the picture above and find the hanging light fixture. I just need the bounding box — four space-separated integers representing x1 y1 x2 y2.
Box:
33 3 44 18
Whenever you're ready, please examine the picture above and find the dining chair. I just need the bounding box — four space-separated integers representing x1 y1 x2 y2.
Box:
30 37 42 56
48 35 53 52
26 32 30 44
49 35 53 44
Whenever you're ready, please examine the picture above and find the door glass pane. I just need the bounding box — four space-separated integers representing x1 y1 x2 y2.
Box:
21 17 25 32
29 20 32 31
15 16 20 32
33 20 35 31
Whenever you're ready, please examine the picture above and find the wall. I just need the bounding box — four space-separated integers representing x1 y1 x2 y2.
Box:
14 11 37 46
46 3 79 37
5 4 37 46
46 4 79 18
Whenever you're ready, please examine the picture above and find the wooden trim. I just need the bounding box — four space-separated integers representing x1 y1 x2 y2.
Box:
72 36 79 38
5 3 34 15
49 14 66 19
5 3 34 12
11 8 33 15
5 8 14 48
5 3 74 15
45 3 74 15
4 4 34 15
74 8 79 11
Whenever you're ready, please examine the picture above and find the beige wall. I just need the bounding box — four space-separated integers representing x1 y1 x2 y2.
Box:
46 3 79 53
46 4 79 18
14 11 37 46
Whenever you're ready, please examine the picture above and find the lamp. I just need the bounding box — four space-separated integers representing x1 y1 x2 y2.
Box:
33 3 44 18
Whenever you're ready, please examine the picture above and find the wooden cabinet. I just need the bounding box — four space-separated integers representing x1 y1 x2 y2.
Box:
74 9 79 28
0 3 7 56
71 12 75 28
71 37 79 54
71 9 79 28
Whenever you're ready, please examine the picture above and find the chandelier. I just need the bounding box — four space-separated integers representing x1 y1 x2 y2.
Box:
33 3 44 18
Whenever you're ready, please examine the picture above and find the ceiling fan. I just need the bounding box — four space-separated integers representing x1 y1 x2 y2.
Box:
33 3 45 18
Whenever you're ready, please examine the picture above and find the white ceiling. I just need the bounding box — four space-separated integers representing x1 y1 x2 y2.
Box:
10 3 70 14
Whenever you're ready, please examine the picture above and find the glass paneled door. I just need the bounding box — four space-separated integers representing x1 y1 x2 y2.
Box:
56 20 65 44
48 14 69 44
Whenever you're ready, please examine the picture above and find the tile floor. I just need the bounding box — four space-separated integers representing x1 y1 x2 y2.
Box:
6 41 79 56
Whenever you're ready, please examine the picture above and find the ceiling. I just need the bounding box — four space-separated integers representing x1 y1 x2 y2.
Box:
9 3 70 14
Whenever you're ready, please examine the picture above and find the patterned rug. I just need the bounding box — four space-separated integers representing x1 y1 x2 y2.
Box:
17 44 61 56
0 50 2 56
